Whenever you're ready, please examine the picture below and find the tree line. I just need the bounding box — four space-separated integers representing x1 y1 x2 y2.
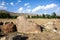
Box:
0 12 60 19
27 12 60 19
0 12 17 19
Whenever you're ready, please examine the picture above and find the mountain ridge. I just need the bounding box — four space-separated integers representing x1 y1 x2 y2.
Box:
0 10 37 16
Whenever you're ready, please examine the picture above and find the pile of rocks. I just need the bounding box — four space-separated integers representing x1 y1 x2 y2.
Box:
42 21 57 33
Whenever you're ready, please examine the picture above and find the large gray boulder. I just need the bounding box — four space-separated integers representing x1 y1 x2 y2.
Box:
16 16 40 34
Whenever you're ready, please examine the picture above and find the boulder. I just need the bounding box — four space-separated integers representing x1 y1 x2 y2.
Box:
43 21 57 32
13 35 28 40
0 21 3 25
16 16 40 33
0 36 6 40
1 22 17 34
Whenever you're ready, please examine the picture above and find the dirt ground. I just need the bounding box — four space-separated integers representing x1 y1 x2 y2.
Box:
0 19 60 40
0 18 60 24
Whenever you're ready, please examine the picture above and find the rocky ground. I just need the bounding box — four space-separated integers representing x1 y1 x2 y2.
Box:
0 31 60 40
0 18 60 40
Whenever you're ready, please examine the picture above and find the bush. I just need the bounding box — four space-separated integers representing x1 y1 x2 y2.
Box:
0 12 18 19
10 16 18 19
0 12 11 18
27 15 30 18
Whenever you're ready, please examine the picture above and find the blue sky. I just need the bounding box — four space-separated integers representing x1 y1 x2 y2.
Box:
0 0 60 14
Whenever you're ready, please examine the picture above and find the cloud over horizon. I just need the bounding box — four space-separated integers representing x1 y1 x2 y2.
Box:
32 3 57 13
0 5 7 10
17 3 58 14
17 7 23 13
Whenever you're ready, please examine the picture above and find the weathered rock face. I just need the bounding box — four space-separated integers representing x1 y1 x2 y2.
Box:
0 21 3 25
43 21 55 30
1 22 17 34
16 16 40 33
43 21 57 32
0 37 6 40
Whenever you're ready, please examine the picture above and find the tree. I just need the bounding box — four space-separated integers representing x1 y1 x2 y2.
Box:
27 15 30 18
51 12 56 18
31 16 37 18
36 15 40 18
0 12 11 18
46 14 50 18
56 16 60 19
42 14 45 18
0 11 18 19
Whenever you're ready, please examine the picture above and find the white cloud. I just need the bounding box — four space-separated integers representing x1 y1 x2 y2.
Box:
17 7 31 13
0 5 7 10
24 3 30 8
17 7 23 13
17 3 57 13
24 3 29 6
44 13 48 15
1 1 5 5
0 1 7 10
18 0 21 2
10 2 14 6
45 3 57 10
27 6 30 8
23 9 31 13
32 3 57 13
32 6 44 13
1 1 9 6
55 7 60 14
16 0 21 5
